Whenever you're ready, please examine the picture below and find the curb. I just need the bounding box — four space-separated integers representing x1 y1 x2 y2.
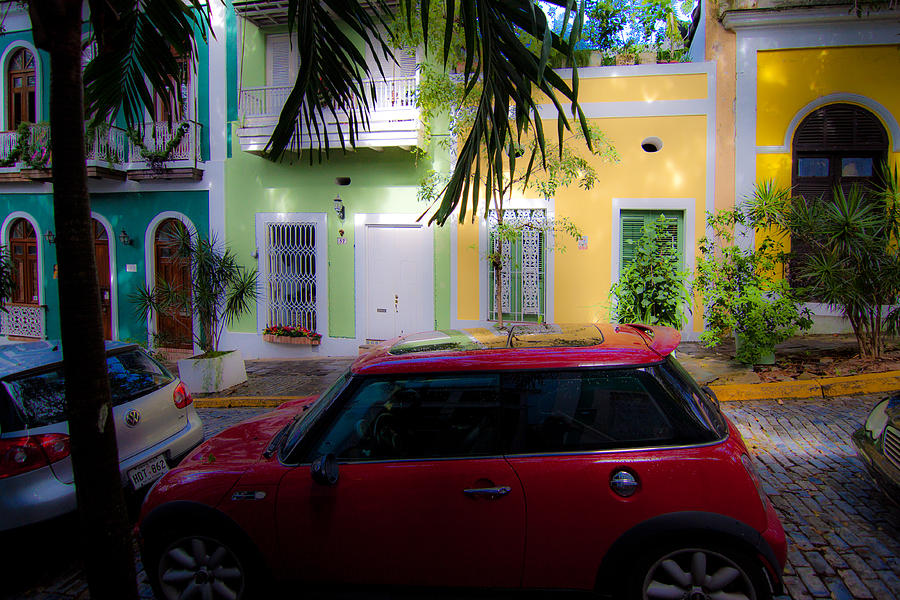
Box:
194 396 301 408
711 370 900 402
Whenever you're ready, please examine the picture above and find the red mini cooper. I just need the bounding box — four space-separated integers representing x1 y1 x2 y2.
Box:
138 324 786 600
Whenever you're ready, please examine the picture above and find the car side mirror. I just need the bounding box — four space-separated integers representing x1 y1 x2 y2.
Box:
311 453 339 486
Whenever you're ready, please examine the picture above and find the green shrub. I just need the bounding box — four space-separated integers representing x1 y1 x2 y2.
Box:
610 215 691 328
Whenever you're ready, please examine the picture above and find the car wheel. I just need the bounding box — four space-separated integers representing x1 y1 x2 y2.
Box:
631 542 769 600
151 532 256 600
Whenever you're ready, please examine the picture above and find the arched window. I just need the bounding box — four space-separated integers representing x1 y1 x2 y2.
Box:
7 48 36 129
791 103 889 291
8 218 38 305
793 103 888 203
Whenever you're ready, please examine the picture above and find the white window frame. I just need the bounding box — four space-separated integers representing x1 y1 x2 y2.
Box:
477 197 555 323
255 212 328 338
610 198 696 335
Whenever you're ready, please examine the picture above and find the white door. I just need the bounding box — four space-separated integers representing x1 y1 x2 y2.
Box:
365 225 431 341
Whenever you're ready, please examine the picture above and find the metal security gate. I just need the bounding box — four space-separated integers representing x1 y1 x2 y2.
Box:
489 209 546 322
266 221 317 331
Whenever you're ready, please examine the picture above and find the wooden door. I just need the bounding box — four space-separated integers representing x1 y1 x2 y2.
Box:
93 219 112 340
154 219 193 349
7 48 36 128
9 218 38 305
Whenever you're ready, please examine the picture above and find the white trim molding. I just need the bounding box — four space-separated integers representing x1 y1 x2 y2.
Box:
0 41 44 129
755 93 900 154
1 211 45 306
353 213 435 344
254 211 328 340
90 212 119 341
610 198 697 339
475 197 556 325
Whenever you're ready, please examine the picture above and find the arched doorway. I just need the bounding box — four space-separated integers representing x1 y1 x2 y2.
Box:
154 218 193 349
7 48 36 128
8 217 38 305
92 219 112 340
791 103 888 290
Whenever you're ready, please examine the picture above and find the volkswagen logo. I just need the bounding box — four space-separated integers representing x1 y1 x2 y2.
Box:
125 409 142 428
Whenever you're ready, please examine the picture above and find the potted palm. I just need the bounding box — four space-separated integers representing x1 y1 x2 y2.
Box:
133 227 257 393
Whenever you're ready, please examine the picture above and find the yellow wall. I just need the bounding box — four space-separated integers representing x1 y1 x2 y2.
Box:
455 111 710 325
573 74 708 103
757 45 900 147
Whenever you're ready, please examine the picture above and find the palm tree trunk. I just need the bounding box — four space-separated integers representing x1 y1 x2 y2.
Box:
28 2 138 598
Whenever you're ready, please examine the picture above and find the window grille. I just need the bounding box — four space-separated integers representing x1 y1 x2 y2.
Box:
489 209 546 322
266 221 317 332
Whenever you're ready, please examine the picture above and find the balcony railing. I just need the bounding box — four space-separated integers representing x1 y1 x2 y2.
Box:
0 120 203 174
239 75 418 118
85 124 128 165
237 75 420 152
0 303 46 339
127 120 203 167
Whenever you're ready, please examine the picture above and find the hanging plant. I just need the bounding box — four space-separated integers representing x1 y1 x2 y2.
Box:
126 121 190 172
0 122 33 167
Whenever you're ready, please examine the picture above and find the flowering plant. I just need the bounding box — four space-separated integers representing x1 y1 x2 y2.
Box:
263 325 322 341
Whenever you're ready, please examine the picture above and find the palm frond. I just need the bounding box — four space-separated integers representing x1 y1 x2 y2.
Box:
85 0 211 129
270 0 586 224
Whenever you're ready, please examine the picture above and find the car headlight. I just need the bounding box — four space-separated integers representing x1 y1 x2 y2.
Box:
864 398 890 439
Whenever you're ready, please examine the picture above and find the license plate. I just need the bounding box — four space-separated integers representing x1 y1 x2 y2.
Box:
128 455 169 490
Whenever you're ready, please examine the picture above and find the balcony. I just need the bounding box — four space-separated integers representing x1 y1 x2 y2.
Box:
0 303 46 339
0 120 204 182
126 120 204 181
236 75 421 154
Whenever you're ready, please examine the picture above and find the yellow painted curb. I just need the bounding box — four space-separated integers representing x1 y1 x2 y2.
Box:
194 396 300 408
711 380 822 402
819 371 900 398
711 369 900 402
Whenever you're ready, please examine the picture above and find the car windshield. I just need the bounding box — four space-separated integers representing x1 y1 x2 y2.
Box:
0 348 174 430
280 369 351 461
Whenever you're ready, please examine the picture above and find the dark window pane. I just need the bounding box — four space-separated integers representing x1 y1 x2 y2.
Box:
106 350 174 402
797 157 829 177
841 157 873 178
505 368 716 453
12 76 21 87
312 374 502 460
0 350 173 429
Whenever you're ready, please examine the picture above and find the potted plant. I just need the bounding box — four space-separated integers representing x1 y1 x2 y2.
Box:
133 227 258 393
695 186 812 364
262 325 323 346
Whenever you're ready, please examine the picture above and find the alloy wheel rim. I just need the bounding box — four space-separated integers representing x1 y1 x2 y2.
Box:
642 548 756 600
158 535 245 600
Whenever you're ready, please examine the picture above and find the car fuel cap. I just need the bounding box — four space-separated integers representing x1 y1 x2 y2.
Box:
610 469 640 497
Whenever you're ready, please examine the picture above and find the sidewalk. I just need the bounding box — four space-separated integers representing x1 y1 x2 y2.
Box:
190 335 900 407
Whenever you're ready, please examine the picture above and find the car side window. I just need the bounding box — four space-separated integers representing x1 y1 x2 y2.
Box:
505 369 688 453
309 374 503 461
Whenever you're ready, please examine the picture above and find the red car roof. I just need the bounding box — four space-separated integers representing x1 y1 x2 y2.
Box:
352 323 681 376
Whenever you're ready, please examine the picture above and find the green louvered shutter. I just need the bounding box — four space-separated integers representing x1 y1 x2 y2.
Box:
620 210 684 274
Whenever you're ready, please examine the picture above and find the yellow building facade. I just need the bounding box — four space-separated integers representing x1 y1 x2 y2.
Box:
451 63 716 339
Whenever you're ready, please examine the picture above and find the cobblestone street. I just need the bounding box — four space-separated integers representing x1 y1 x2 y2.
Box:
5 397 899 599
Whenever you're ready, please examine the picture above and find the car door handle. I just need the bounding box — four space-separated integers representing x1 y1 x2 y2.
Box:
463 486 511 500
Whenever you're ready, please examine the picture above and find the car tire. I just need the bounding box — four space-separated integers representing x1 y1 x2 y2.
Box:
627 539 771 600
145 524 266 600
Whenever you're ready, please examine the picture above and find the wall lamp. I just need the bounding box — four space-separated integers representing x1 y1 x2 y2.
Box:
334 176 350 221
44 230 55 245
118 228 133 246
333 196 345 221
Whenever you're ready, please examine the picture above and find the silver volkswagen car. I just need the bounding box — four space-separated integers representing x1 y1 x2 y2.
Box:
0 340 203 531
